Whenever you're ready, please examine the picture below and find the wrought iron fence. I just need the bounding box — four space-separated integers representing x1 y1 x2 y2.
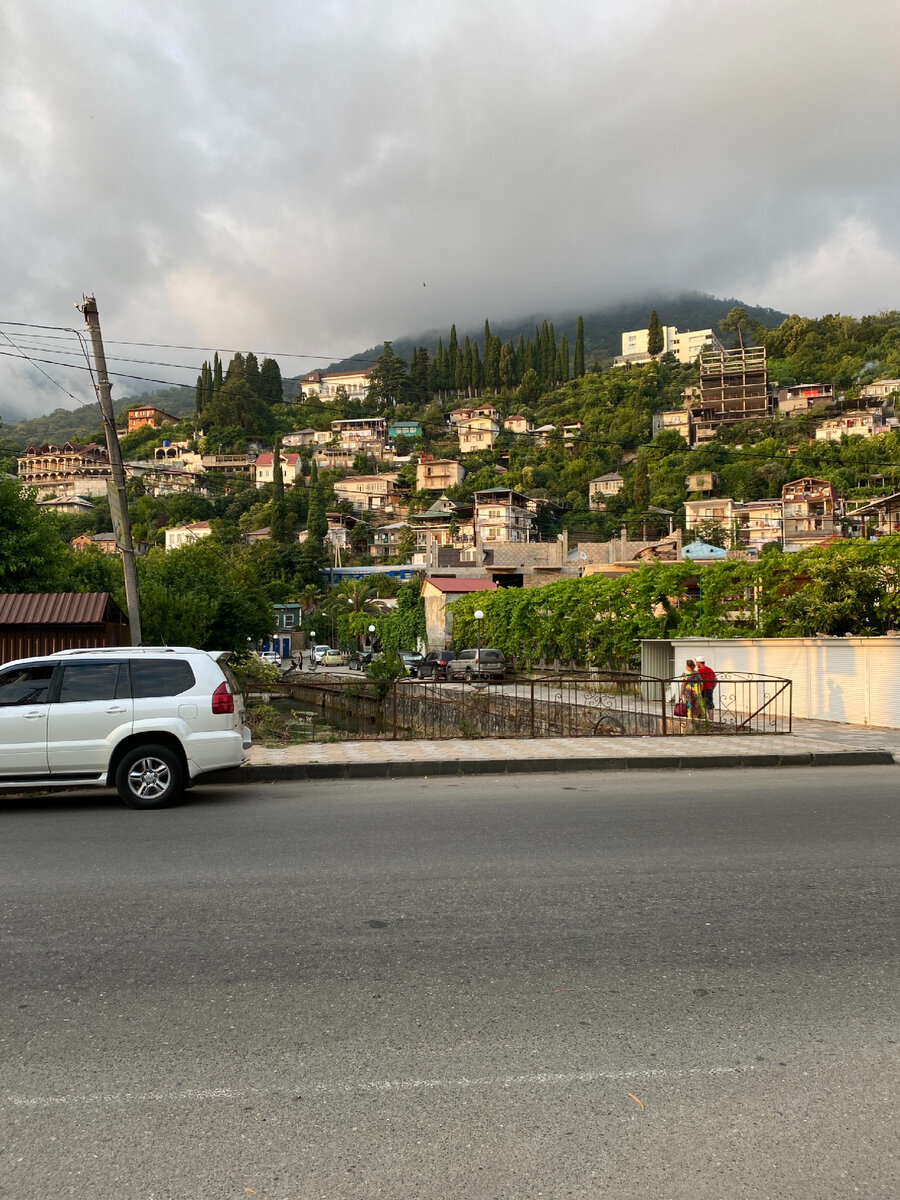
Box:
249 670 792 743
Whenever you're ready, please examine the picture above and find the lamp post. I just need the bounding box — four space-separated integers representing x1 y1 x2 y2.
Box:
474 609 483 673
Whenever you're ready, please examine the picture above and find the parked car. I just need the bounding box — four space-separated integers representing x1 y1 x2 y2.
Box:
0 646 251 809
312 644 331 664
348 648 375 671
258 650 281 666
446 648 506 681
420 650 456 680
322 648 346 667
398 651 424 678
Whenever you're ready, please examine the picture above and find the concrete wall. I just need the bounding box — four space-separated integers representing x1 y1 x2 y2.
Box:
641 637 900 727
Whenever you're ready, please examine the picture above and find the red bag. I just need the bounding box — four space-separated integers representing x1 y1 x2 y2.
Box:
673 701 688 717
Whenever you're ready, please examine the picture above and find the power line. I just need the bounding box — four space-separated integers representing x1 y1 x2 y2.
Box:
0 321 382 366
0 348 196 391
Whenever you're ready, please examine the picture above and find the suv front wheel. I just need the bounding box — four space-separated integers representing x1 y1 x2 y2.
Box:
115 744 185 809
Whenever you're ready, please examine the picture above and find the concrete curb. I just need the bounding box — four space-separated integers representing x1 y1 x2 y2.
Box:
208 747 895 785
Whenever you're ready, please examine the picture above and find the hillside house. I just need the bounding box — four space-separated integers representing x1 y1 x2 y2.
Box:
331 417 388 446
17 442 112 500
653 409 693 444
416 457 465 491
126 406 179 433
815 411 891 441
164 520 213 551
332 474 401 514
503 415 533 435
369 521 413 561
300 367 373 401
458 417 499 453
254 451 303 488
685 472 717 495
388 420 423 440
474 488 536 543
859 379 900 403
589 473 624 509
777 384 834 415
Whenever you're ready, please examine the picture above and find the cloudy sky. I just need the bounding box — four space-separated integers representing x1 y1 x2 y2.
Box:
2 0 899 419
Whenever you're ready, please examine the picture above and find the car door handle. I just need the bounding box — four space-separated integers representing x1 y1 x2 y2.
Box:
22 710 46 719
104 705 128 714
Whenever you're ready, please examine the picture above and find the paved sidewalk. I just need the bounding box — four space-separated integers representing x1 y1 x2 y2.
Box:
233 725 896 783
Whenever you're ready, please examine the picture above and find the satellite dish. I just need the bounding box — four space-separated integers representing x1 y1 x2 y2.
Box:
580 551 587 561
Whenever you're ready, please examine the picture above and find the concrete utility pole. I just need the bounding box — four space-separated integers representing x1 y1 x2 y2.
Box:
79 296 143 645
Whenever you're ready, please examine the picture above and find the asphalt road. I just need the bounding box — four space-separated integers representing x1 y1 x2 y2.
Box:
2 767 898 1199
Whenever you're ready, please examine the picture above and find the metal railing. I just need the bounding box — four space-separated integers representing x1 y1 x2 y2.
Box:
248 670 792 743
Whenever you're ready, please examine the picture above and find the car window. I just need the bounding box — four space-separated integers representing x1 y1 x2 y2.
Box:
58 662 127 703
130 659 196 699
0 665 55 706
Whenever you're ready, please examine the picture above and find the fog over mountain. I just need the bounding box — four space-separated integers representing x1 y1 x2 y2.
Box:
2 0 898 420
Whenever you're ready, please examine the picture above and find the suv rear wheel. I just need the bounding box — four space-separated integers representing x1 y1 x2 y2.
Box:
115 744 185 809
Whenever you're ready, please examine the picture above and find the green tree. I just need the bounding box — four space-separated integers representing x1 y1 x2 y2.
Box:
574 316 585 378
306 460 328 542
0 476 66 592
270 437 290 544
633 452 650 513
258 357 284 406
367 342 410 408
203 378 276 441
647 310 663 356
720 306 750 350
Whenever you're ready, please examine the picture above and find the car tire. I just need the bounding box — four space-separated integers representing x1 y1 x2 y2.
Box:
115 744 185 809
465 667 473 681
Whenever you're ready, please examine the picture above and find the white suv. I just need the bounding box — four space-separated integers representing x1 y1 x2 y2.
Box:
0 646 251 809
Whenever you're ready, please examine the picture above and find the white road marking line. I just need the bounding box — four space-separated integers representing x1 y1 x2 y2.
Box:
5 1065 751 1108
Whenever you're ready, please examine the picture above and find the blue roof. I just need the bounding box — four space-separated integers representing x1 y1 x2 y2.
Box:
682 540 728 560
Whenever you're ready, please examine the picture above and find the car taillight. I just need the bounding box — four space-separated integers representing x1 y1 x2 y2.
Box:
212 681 234 714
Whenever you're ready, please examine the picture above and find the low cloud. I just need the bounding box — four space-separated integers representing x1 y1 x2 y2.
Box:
2 0 899 416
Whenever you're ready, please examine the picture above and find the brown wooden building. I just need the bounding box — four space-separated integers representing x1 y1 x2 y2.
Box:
0 593 129 663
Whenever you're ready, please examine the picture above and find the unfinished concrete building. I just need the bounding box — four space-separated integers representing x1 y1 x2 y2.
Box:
691 346 771 442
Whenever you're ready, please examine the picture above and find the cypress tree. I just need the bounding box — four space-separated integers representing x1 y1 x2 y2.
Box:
306 460 328 542
225 352 245 382
244 352 261 395
647 310 663 356
499 343 515 392
558 334 570 383
472 342 483 394
213 352 223 393
516 334 526 384
463 336 473 398
270 437 289 543
574 316 585 378
259 357 284 406
448 324 459 382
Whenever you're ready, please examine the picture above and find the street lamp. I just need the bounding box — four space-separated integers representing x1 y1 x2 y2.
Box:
368 623 376 648
474 609 483 672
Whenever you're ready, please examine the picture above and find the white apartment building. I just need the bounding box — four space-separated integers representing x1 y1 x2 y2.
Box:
616 326 724 366
300 367 373 401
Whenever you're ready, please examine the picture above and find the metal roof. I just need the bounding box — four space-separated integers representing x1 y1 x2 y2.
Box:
0 592 115 626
